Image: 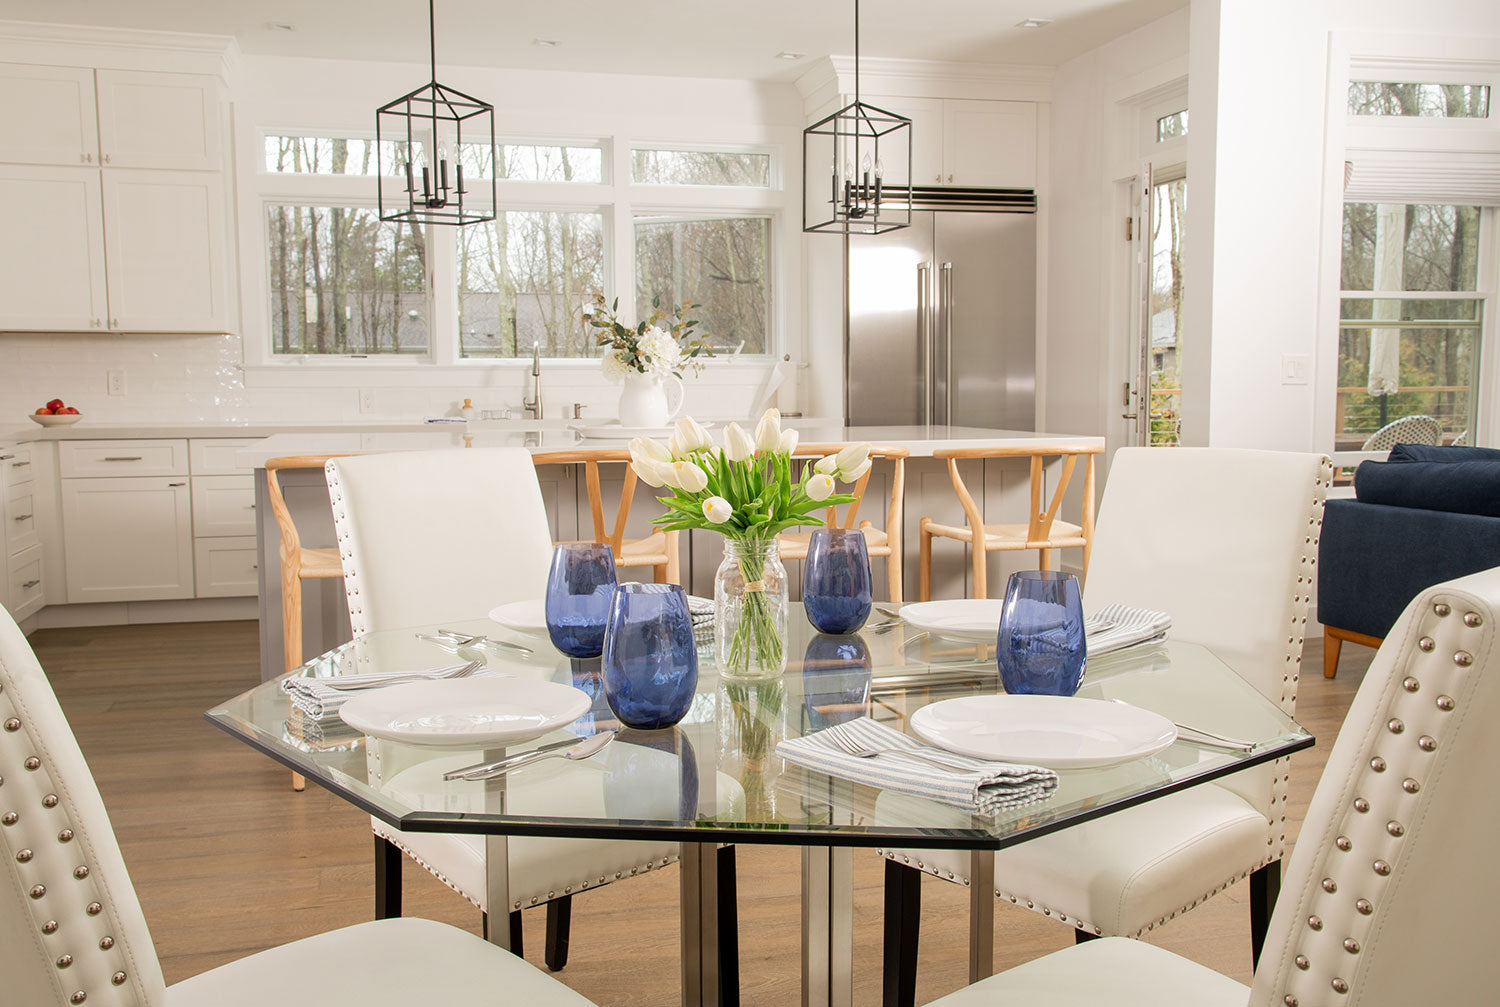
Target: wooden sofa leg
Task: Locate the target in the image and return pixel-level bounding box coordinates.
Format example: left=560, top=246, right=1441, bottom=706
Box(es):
left=1324, top=627, right=1343, bottom=678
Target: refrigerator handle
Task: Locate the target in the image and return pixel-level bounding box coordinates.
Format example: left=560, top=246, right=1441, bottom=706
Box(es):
left=918, top=262, right=933, bottom=425
left=940, top=261, right=954, bottom=426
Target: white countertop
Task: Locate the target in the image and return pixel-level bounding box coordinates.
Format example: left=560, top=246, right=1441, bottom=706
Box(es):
left=0, top=420, right=481, bottom=443
left=235, top=423, right=1102, bottom=469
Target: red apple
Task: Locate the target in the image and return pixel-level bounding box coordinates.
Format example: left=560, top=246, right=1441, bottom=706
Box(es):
left=46, top=398, right=64, bottom=411
left=61, top=407, right=80, bottom=415
left=35, top=407, right=52, bottom=415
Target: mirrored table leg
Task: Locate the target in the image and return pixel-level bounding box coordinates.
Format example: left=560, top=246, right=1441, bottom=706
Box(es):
left=680, top=841, right=721, bottom=1007
left=968, top=849, right=994, bottom=982
left=481, top=747, right=513, bottom=952
left=801, top=845, right=853, bottom=1007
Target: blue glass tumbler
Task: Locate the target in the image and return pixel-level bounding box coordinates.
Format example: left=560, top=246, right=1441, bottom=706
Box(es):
left=801, top=634, right=872, bottom=731
left=996, top=570, right=1087, bottom=696
left=545, top=542, right=618, bottom=658
left=601, top=583, right=699, bottom=730
left=802, top=528, right=873, bottom=634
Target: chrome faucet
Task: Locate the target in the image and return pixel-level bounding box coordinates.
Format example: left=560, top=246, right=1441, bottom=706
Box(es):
left=522, top=342, right=544, bottom=420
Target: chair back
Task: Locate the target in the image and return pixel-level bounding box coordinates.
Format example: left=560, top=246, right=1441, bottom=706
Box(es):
left=1250, top=568, right=1500, bottom=1006
left=0, top=609, right=167, bottom=1007
left=1361, top=414, right=1443, bottom=452
left=325, top=449, right=553, bottom=635
left=932, top=443, right=1101, bottom=553
left=265, top=454, right=355, bottom=561
left=531, top=449, right=637, bottom=556
left=793, top=444, right=909, bottom=535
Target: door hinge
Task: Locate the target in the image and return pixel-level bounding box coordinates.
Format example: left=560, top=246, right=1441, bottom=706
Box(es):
left=1125, top=216, right=1134, bottom=241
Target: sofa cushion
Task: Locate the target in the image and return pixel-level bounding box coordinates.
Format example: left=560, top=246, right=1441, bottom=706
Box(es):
left=1355, top=459, right=1500, bottom=518
left=1389, top=443, right=1500, bottom=464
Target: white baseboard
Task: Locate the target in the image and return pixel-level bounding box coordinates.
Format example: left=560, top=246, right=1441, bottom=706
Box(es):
left=33, top=597, right=258, bottom=629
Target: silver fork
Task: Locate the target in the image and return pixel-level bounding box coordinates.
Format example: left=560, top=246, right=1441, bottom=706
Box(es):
left=820, top=723, right=974, bottom=773
left=319, top=660, right=483, bottom=691
left=423, top=629, right=534, bottom=657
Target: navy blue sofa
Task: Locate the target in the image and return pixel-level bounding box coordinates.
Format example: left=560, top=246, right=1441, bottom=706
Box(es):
left=1318, top=443, right=1500, bottom=676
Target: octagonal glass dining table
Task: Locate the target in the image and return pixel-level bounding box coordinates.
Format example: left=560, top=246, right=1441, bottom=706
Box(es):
left=206, top=604, right=1313, bottom=1007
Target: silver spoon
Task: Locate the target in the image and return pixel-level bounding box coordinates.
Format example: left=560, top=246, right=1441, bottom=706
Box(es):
left=1108, top=699, right=1255, bottom=751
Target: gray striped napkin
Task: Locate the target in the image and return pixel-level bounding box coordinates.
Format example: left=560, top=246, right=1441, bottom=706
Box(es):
left=777, top=717, right=1058, bottom=816
left=281, top=663, right=475, bottom=721
left=1085, top=603, right=1170, bottom=656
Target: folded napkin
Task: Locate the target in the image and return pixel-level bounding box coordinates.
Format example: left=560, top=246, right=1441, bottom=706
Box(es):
left=688, top=594, right=715, bottom=645
left=281, top=663, right=475, bottom=721
left=284, top=706, right=363, bottom=749
left=776, top=717, right=1058, bottom=816
left=1085, top=603, right=1170, bottom=656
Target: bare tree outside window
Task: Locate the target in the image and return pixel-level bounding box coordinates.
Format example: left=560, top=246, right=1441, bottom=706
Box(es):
left=460, top=142, right=605, bottom=183
left=632, top=149, right=771, bottom=187
left=1347, top=82, right=1490, bottom=118
left=635, top=216, right=770, bottom=354
left=264, top=135, right=402, bottom=175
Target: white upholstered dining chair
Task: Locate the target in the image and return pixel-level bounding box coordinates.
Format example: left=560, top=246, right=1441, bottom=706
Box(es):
left=0, top=605, right=593, bottom=1007
left=882, top=447, right=1334, bottom=1004
left=925, top=565, right=1500, bottom=1006
left=324, top=449, right=689, bottom=972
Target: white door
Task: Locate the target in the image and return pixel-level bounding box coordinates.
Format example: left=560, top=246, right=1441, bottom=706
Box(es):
left=95, top=70, right=220, bottom=170
left=0, top=165, right=108, bottom=332
left=942, top=100, right=1037, bottom=188
left=61, top=476, right=194, bottom=603
left=0, top=64, right=99, bottom=166
left=1125, top=163, right=1188, bottom=446
left=101, top=169, right=229, bottom=332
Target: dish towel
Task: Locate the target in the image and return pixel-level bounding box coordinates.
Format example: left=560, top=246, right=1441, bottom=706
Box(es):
left=281, top=663, right=475, bottom=721
left=1085, top=603, right=1171, bottom=656
left=776, top=717, right=1059, bottom=816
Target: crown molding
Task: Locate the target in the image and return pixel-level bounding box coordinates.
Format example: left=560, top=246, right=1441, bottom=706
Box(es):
left=796, top=54, right=1054, bottom=107
left=0, top=20, right=236, bottom=78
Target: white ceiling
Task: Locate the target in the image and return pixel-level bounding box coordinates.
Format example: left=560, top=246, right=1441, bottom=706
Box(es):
left=2, top=0, right=1186, bottom=79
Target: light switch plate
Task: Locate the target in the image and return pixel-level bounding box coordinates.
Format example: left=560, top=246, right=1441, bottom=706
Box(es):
left=107, top=369, right=126, bottom=396
left=358, top=388, right=376, bottom=413
left=1281, top=354, right=1310, bottom=385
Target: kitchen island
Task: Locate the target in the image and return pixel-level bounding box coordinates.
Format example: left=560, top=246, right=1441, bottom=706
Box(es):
left=241, top=422, right=1103, bottom=682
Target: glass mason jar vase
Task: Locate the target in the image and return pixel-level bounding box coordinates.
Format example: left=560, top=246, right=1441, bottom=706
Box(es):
left=713, top=535, right=789, bottom=679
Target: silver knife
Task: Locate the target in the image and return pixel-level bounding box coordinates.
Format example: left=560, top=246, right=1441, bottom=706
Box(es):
left=442, top=734, right=582, bottom=779
left=446, top=730, right=616, bottom=781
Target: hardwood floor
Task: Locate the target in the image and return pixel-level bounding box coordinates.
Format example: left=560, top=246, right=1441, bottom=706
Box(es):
left=34, top=620, right=1373, bottom=1005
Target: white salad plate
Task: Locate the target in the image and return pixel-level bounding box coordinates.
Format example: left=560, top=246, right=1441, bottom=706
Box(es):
left=898, top=599, right=1005, bottom=643
left=489, top=599, right=550, bottom=636
left=339, top=678, right=591, bottom=748
left=910, top=695, right=1178, bottom=769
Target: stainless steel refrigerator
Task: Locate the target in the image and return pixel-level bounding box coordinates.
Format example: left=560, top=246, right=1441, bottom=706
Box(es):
left=845, top=207, right=1036, bottom=429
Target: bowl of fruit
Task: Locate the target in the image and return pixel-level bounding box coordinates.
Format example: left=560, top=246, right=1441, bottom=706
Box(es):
left=31, top=398, right=83, bottom=427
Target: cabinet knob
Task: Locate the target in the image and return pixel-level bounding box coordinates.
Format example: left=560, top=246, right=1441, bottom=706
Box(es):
left=935, top=174, right=942, bottom=182
left=102, top=154, right=111, bottom=164
left=947, top=174, right=954, bottom=183
left=109, top=319, right=119, bottom=329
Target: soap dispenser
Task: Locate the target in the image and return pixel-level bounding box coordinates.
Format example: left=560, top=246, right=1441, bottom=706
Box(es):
left=460, top=397, right=476, bottom=421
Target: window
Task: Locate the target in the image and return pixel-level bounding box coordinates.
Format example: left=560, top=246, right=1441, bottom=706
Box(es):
left=264, top=135, right=401, bottom=175
left=460, top=142, right=606, bottom=183
left=1348, top=82, right=1491, bottom=118
left=1155, top=109, right=1188, bottom=142
left=265, top=205, right=428, bottom=356
left=631, top=148, right=772, bottom=187
left=635, top=215, right=771, bottom=353
left=1336, top=203, right=1484, bottom=448
left=456, top=211, right=607, bottom=358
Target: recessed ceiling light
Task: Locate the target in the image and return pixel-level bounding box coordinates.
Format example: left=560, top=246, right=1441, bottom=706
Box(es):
left=532, top=37, right=561, bottom=47
left=266, top=21, right=297, bottom=32
left=775, top=51, right=807, bottom=61
left=1015, top=17, right=1052, bottom=28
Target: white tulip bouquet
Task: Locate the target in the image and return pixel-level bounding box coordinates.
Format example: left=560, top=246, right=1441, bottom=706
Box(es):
left=629, top=409, right=873, bottom=677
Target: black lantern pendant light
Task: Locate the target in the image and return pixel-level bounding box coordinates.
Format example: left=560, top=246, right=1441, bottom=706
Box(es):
left=376, top=0, right=496, bottom=226
left=802, top=0, right=912, bottom=234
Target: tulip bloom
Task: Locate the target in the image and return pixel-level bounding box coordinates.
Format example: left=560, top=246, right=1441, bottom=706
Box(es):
left=779, top=428, right=799, bottom=455
left=702, top=496, right=733, bottom=524
left=814, top=454, right=838, bottom=475
left=669, top=416, right=713, bottom=457
left=834, top=442, right=870, bottom=475
left=671, top=460, right=709, bottom=493
left=753, top=408, right=783, bottom=453
left=724, top=422, right=756, bottom=462
left=840, top=458, right=872, bottom=482
left=806, top=473, right=836, bottom=502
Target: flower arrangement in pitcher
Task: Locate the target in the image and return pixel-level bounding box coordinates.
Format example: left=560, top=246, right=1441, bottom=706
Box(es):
left=628, top=409, right=873, bottom=678
left=589, top=294, right=714, bottom=382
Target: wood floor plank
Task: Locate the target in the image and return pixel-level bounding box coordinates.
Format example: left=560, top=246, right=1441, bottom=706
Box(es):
left=33, top=619, right=1373, bottom=1005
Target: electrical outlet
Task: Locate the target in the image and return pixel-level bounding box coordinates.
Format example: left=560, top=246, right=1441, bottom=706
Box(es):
left=107, top=369, right=126, bottom=396
left=358, top=388, right=377, bottom=413
left=1280, top=354, right=1310, bottom=386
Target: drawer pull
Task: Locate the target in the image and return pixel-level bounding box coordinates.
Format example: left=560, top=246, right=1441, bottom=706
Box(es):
left=0, top=454, right=13, bottom=460
left=20, top=579, right=40, bottom=590
left=10, top=461, right=29, bottom=468
left=102, top=456, right=144, bottom=462
left=13, top=514, right=31, bottom=522
left=167, top=482, right=187, bottom=487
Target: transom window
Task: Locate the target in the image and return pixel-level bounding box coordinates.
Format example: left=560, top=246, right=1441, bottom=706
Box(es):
left=265, top=135, right=403, bottom=175
left=631, top=147, right=773, bottom=187
left=1348, top=82, right=1491, bottom=118
left=1155, top=109, right=1188, bottom=142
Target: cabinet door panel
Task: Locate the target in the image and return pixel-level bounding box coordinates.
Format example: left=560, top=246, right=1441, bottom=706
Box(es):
left=943, top=100, right=1037, bottom=188
left=95, top=70, right=219, bottom=170
left=0, top=64, right=98, bottom=165
left=8, top=544, right=45, bottom=620
left=863, top=95, right=943, bottom=186
left=6, top=483, right=40, bottom=557
left=101, top=169, right=228, bottom=332
left=61, top=477, right=194, bottom=602
left=194, top=536, right=257, bottom=598
left=0, top=166, right=107, bottom=332
left=191, top=475, right=256, bottom=537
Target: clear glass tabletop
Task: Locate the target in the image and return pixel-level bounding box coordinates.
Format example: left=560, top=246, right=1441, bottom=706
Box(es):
left=206, top=606, right=1312, bottom=850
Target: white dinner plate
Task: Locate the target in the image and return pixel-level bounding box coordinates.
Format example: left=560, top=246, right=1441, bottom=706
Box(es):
left=489, top=599, right=549, bottom=636
left=339, top=678, right=592, bottom=748
left=898, top=599, right=1005, bottom=643
left=910, top=695, right=1178, bottom=769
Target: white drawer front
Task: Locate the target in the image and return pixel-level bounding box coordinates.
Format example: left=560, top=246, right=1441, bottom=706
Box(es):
left=0, top=444, right=36, bottom=486
left=193, top=535, right=257, bottom=598
left=60, top=439, right=188, bottom=478
left=5, top=482, right=39, bottom=556
left=191, top=474, right=255, bottom=537
left=8, top=543, right=44, bottom=619
left=190, top=438, right=264, bottom=476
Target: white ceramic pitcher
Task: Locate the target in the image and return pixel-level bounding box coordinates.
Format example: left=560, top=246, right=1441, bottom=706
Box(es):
left=617, top=371, right=685, bottom=428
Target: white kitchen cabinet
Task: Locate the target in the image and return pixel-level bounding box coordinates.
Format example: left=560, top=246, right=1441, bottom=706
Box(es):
left=865, top=96, right=1036, bottom=188
left=60, top=440, right=188, bottom=479
left=94, top=70, right=220, bottom=171
left=190, top=438, right=263, bottom=476
left=0, top=63, right=99, bottom=166
left=61, top=476, right=194, bottom=603
left=0, top=165, right=108, bottom=331
left=193, top=535, right=257, bottom=598
left=101, top=169, right=229, bottom=332
left=191, top=475, right=256, bottom=538
left=862, top=96, right=944, bottom=188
